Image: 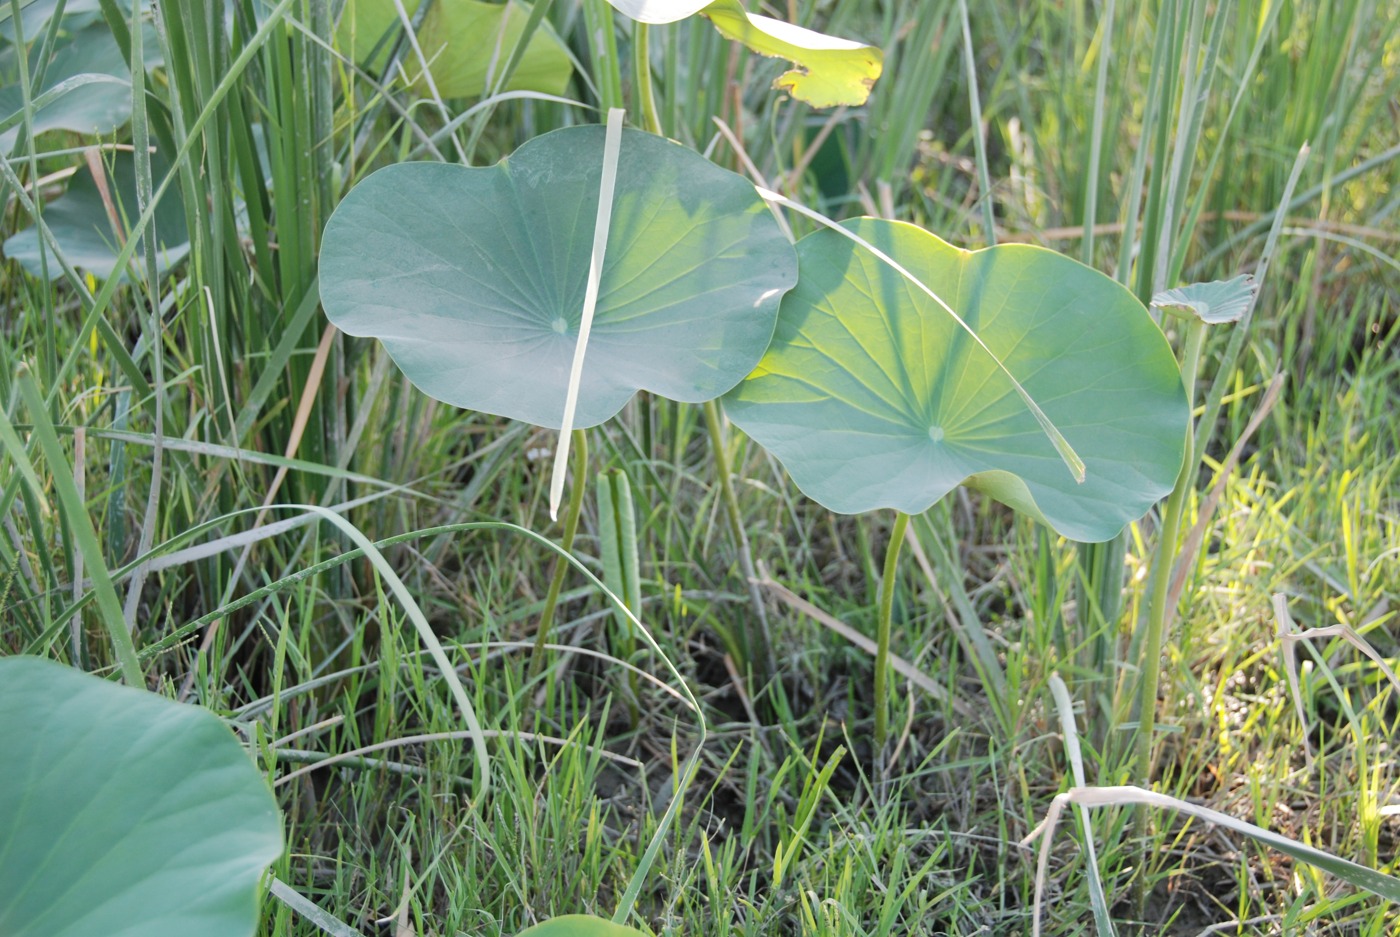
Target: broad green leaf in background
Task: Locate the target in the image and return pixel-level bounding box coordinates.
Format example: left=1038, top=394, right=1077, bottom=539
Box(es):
left=603, top=0, right=882, bottom=107
left=333, top=0, right=414, bottom=71
left=516, top=915, right=649, bottom=937
left=0, top=0, right=105, bottom=42
left=414, top=0, right=570, bottom=96
left=0, top=22, right=132, bottom=150
left=723, top=219, right=1189, bottom=543
left=334, top=0, right=571, bottom=97
left=0, top=656, right=284, bottom=937
left=1151, top=273, right=1257, bottom=324
left=2, top=147, right=190, bottom=280
left=319, top=124, right=797, bottom=429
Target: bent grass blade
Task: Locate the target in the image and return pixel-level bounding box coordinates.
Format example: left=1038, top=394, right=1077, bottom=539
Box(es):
left=1024, top=784, right=1400, bottom=936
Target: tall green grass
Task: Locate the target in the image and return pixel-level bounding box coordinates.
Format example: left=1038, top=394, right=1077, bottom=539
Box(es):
left=2, top=0, right=1398, bottom=933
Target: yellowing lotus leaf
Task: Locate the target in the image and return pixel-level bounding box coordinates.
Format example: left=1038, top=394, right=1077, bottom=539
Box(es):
left=703, top=0, right=883, bottom=108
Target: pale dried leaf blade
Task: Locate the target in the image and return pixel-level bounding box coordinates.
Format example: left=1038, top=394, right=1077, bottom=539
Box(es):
left=756, top=575, right=971, bottom=716
left=549, top=107, right=626, bottom=520
left=1151, top=274, right=1257, bottom=324
left=269, top=878, right=368, bottom=937
left=1273, top=593, right=1314, bottom=762
left=1030, top=782, right=1400, bottom=935
left=1066, top=786, right=1400, bottom=901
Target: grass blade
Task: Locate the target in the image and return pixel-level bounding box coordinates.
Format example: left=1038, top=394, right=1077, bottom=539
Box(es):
left=13, top=363, right=142, bottom=684
left=1028, top=783, right=1400, bottom=934
left=1047, top=674, right=1115, bottom=937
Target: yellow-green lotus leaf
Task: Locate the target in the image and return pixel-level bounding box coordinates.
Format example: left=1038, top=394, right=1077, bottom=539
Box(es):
left=335, top=0, right=571, bottom=97
left=723, top=218, right=1189, bottom=542
left=703, top=0, right=882, bottom=108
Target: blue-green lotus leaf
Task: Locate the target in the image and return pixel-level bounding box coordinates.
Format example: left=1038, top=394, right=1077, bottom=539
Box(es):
left=0, top=22, right=131, bottom=151
left=2, top=147, right=189, bottom=280
left=0, top=656, right=283, bottom=937
left=0, top=0, right=105, bottom=42
left=723, top=219, right=1189, bottom=542
left=319, top=125, right=797, bottom=429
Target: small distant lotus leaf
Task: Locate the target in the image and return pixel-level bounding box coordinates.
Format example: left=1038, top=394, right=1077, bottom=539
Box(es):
left=516, top=916, right=649, bottom=937
left=0, top=656, right=284, bottom=937
left=723, top=219, right=1189, bottom=542
left=0, top=22, right=131, bottom=151
left=1151, top=274, right=1256, bottom=324
left=319, top=125, right=797, bottom=429
left=703, top=0, right=883, bottom=108
left=2, top=148, right=190, bottom=281
left=334, top=0, right=571, bottom=97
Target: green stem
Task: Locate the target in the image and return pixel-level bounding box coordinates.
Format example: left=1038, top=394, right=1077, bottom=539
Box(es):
left=583, top=0, right=624, bottom=113
left=874, top=512, right=910, bottom=751
left=703, top=400, right=775, bottom=688
left=1132, top=319, right=1206, bottom=826
left=645, top=1, right=775, bottom=694
left=531, top=429, right=588, bottom=678
left=632, top=22, right=662, bottom=136
left=1076, top=532, right=1125, bottom=740
left=956, top=0, right=997, bottom=242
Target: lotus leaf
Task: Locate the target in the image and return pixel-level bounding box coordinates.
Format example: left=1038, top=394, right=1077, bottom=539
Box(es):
left=517, top=916, right=648, bottom=937
left=0, top=22, right=132, bottom=151
left=723, top=218, right=1189, bottom=542
left=1152, top=274, right=1257, bottom=324
left=703, top=0, right=883, bottom=108
left=319, top=124, right=797, bottom=429
left=2, top=148, right=189, bottom=280
left=0, top=656, right=284, bottom=937
left=603, top=0, right=882, bottom=107
left=0, top=0, right=105, bottom=44
left=335, top=0, right=571, bottom=97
